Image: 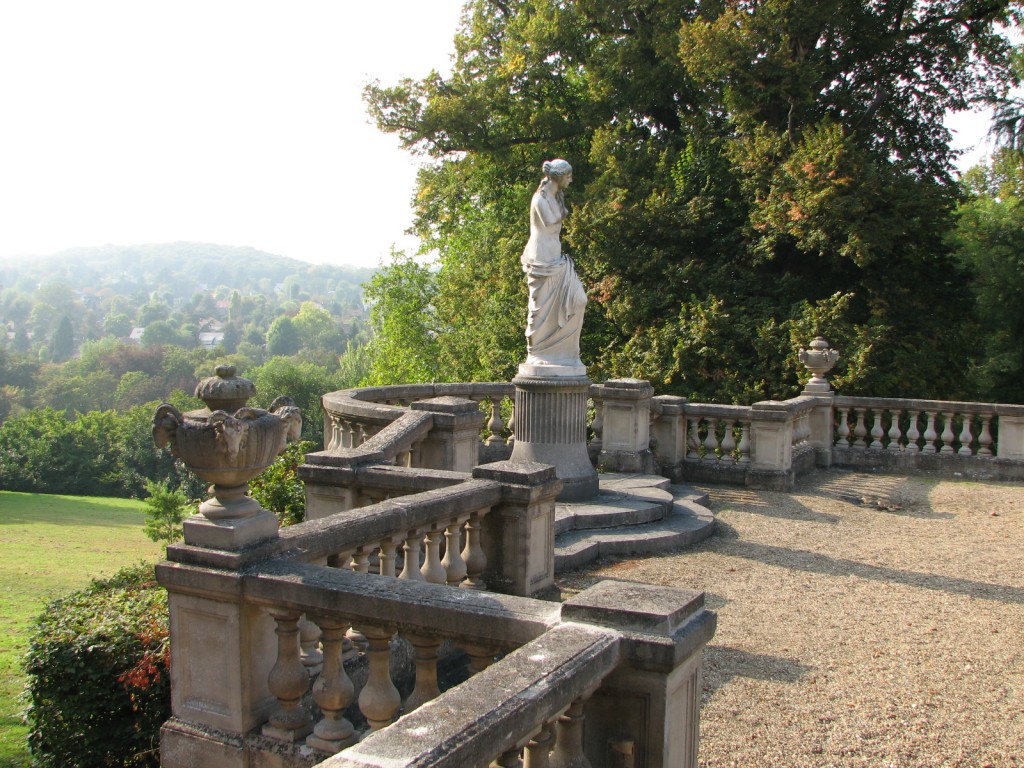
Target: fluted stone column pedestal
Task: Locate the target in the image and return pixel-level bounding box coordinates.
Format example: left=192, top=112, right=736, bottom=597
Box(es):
left=510, top=372, right=598, bottom=501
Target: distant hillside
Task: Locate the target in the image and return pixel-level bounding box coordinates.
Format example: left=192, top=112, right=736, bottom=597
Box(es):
left=0, top=242, right=376, bottom=304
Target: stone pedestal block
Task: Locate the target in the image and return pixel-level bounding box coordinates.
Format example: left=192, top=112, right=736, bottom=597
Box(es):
left=509, top=373, right=598, bottom=501
left=411, top=396, right=485, bottom=473
left=563, top=580, right=717, bottom=768
left=598, top=378, right=656, bottom=473
left=801, top=390, right=835, bottom=468
left=473, top=460, right=562, bottom=597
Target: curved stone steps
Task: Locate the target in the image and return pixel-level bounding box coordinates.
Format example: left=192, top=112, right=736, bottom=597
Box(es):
left=553, top=475, right=715, bottom=572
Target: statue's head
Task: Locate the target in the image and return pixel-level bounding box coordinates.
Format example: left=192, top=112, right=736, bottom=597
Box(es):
left=543, top=158, right=573, bottom=178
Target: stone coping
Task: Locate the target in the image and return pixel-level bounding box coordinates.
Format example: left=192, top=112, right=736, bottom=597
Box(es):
left=319, top=623, right=620, bottom=768
left=834, top=395, right=1024, bottom=416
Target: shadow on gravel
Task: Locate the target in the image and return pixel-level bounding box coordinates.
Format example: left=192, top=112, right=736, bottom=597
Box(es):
left=797, top=471, right=953, bottom=519
left=700, top=487, right=841, bottom=525
left=702, top=645, right=813, bottom=698
left=717, top=540, right=1024, bottom=605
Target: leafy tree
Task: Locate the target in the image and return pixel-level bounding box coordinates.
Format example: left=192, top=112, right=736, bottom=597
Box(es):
left=266, top=315, right=301, bottom=356
left=249, top=440, right=315, bottom=526
left=293, top=301, right=336, bottom=350
left=136, top=300, right=171, bottom=327
left=104, top=312, right=134, bottom=338
left=365, top=0, right=1018, bottom=401
left=142, top=479, right=190, bottom=546
left=362, top=253, right=442, bottom=384
left=51, top=316, right=74, bottom=363
left=141, top=320, right=189, bottom=348
left=247, top=357, right=339, bottom=446
left=950, top=149, right=1024, bottom=402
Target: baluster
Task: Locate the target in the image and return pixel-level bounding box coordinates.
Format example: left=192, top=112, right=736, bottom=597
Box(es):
left=395, top=449, right=411, bottom=467
left=978, top=414, right=994, bottom=457
left=549, top=697, right=592, bottom=768
left=306, top=617, right=357, bottom=753
left=737, top=422, right=751, bottom=465
left=957, top=414, right=974, bottom=456
left=940, top=412, right=955, bottom=454
left=492, top=749, right=524, bottom=768
left=421, top=526, right=448, bottom=584
left=507, top=405, right=516, bottom=445
left=461, top=511, right=488, bottom=590
left=338, top=419, right=351, bottom=449
left=298, top=615, right=323, bottom=673
left=703, top=419, right=719, bottom=462
left=378, top=537, right=399, bottom=578
left=886, top=409, right=902, bottom=451
left=853, top=409, right=868, bottom=449
left=686, top=417, right=701, bottom=460
left=442, top=518, right=468, bottom=586
left=905, top=411, right=921, bottom=453
left=329, top=415, right=341, bottom=450
left=347, top=548, right=373, bottom=650
left=720, top=419, right=736, bottom=464
left=356, top=423, right=368, bottom=447
left=263, top=610, right=312, bottom=740
left=464, top=642, right=496, bottom=674
left=358, top=625, right=400, bottom=732
left=403, top=633, right=441, bottom=712
left=922, top=411, right=938, bottom=454
left=352, top=547, right=372, bottom=574
left=525, top=722, right=555, bottom=768
left=399, top=530, right=425, bottom=581
left=836, top=407, right=850, bottom=446
left=327, top=552, right=352, bottom=569
left=486, top=397, right=505, bottom=446
left=868, top=411, right=884, bottom=450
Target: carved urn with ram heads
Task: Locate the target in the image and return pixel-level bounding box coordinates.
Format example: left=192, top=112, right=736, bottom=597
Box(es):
left=153, top=365, right=300, bottom=545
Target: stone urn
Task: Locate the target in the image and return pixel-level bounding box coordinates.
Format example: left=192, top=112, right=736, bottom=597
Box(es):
left=798, top=337, right=840, bottom=393
left=153, top=365, right=301, bottom=548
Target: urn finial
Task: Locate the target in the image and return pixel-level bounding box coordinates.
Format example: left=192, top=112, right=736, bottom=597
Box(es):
left=798, top=336, right=840, bottom=393
left=195, top=364, right=257, bottom=414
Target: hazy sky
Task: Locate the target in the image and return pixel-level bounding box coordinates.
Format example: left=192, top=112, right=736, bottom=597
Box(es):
left=0, top=1, right=998, bottom=270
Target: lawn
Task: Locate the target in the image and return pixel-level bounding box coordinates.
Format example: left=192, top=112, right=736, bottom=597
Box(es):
left=0, top=491, right=164, bottom=768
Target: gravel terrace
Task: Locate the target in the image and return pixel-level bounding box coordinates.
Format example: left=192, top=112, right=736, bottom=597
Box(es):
left=556, top=470, right=1024, bottom=768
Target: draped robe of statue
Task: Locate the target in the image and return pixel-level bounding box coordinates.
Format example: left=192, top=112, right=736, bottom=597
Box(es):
left=521, top=186, right=587, bottom=369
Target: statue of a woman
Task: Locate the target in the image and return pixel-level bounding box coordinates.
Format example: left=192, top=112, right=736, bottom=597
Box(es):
left=520, top=159, right=587, bottom=371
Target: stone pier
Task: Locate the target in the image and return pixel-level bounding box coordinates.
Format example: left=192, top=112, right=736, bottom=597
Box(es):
left=510, top=371, right=599, bottom=501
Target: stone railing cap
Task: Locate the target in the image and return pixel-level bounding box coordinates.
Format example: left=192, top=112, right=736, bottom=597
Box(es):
left=302, top=448, right=387, bottom=467
left=603, top=378, right=654, bottom=390
left=410, top=396, right=482, bottom=415
left=561, top=580, right=705, bottom=636
left=473, top=460, right=558, bottom=485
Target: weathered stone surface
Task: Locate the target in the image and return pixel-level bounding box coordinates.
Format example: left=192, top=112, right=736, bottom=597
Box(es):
left=318, top=624, right=620, bottom=768
left=510, top=374, right=598, bottom=501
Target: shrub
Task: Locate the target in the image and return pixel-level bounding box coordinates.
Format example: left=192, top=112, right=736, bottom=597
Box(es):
left=25, top=565, right=169, bottom=768
left=249, top=439, right=315, bottom=526
left=142, top=479, right=190, bottom=547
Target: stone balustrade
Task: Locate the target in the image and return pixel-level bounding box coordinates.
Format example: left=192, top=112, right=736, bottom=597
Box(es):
left=157, top=463, right=716, bottom=768
left=320, top=381, right=1024, bottom=492
left=322, top=384, right=516, bottom=470
left=832, top=396, right=1024, bottom=479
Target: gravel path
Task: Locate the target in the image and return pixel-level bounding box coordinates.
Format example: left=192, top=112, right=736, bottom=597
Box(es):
left=556, top=470, right=1024, bottom=768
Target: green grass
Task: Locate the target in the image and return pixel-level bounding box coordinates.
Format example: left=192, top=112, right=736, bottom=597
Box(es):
left=0, top=491, right=164, bottom=768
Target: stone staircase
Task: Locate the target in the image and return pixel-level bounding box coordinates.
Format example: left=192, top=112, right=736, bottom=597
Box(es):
left=553, top=473, right=715, bottom=572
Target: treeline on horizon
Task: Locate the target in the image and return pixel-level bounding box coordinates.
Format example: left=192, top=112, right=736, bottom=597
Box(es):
left=0, top=243, right=378, bottom=498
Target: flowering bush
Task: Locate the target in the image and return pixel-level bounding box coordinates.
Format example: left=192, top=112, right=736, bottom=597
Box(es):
left=25, top=565, right=169, bottom=767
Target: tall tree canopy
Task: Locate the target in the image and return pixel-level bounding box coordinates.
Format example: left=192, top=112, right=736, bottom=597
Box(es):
left=367, top=0, right=1020, bottom=402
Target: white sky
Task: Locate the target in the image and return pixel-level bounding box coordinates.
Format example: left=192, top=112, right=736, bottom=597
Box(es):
left=0, top=1, right=1000, bottom=270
